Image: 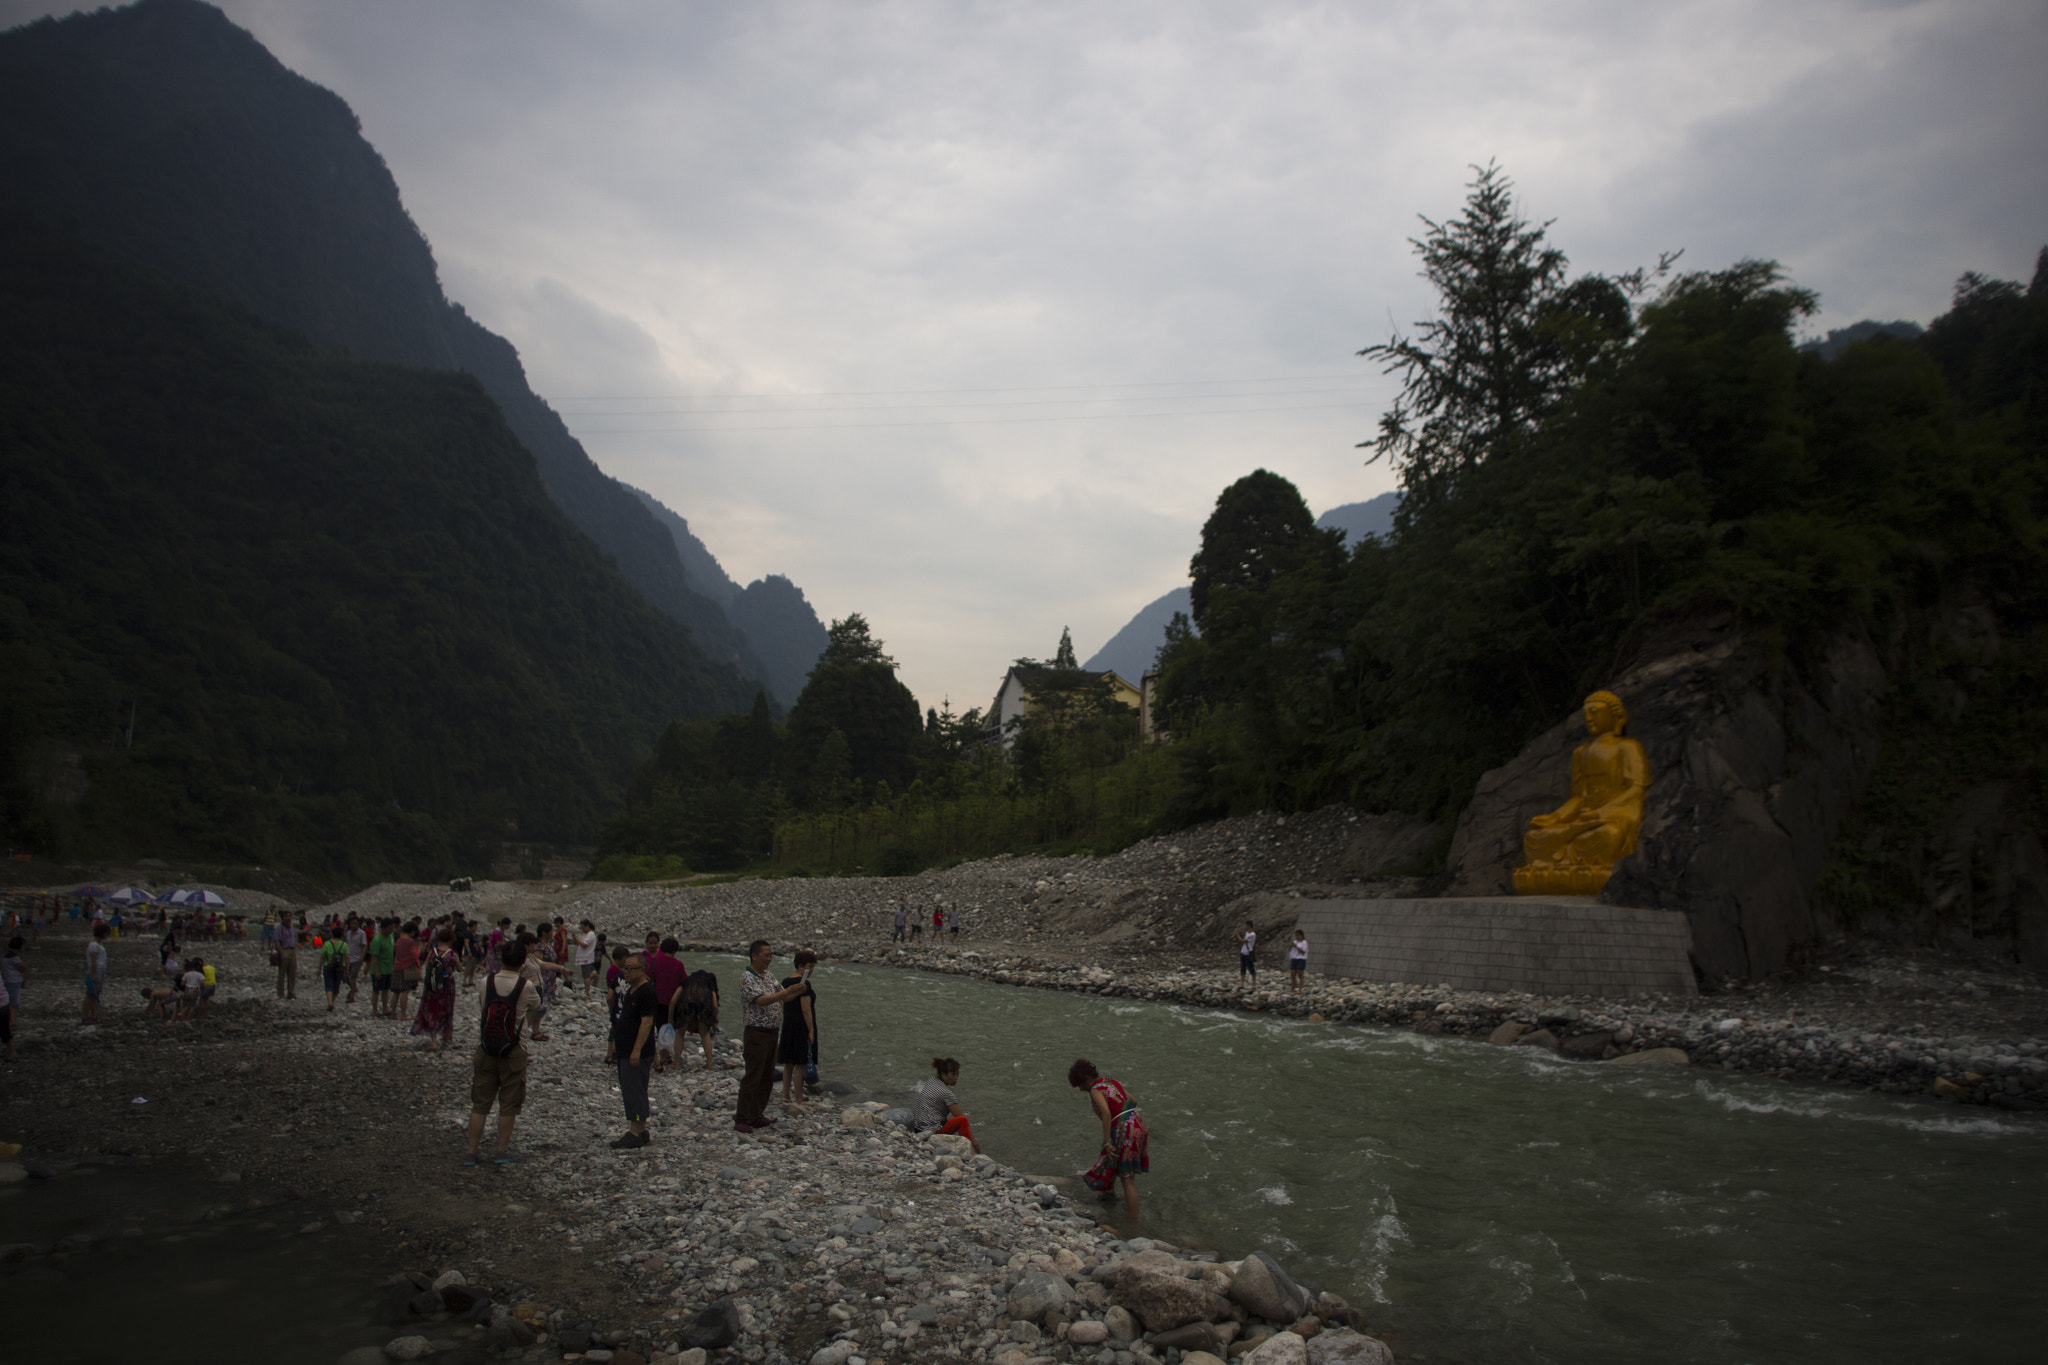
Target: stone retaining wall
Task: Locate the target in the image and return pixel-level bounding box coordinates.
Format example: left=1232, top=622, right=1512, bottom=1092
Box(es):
left=1294, top=896, right=1697, bottom=997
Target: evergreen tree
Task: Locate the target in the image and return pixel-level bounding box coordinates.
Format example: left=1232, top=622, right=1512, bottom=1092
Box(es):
left=784, top=615, right=921, bottom=806
left=1358, top=162, right=1632, bottom=504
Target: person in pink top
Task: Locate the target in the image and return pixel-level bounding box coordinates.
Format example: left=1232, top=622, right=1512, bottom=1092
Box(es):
left=646, top=936, right=689, bottom=1069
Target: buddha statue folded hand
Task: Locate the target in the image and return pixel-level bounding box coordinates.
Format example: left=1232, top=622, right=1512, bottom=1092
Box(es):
left=1514, top=690, right=1650, bottom=896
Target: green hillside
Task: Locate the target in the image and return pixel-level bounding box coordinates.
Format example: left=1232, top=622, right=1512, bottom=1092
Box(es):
left=0, top=0, right=808, bottom=701
left=0, top=229, right=759, bottom=885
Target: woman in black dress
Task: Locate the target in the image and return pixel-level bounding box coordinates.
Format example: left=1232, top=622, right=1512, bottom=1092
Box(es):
left=778, top=949, right=819, bottom=1110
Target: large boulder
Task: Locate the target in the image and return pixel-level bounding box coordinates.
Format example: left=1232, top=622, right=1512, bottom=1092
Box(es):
left=1243, top=1331, right=1308, bottom=1365
left=1443, top=617, right=1887, bottom=980
left=1066, top=1321, right=1109, bottom=1347
left=1150, top=1322, right=1224, bottom=1354
left=678, top=1298, right=741, bottom=1351
left=1104, top=1248, right=1178, bottom=1285
left=1307, top=1329, right=1395, bottom=1365
left=1007, top=1270, right=1072, bottom=1323
left=1227, top=1251, right=1312, bottom=1325
left=1112, top=1269, right=1229, bottom=1332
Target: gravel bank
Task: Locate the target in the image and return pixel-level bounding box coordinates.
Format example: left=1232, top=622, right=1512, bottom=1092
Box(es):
left=0, top=922, right=1393, bottom=1365
left=531, top=806, right=2048, bottom=1112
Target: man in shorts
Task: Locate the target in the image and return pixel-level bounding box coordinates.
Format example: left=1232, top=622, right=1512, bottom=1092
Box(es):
left=467, top=939, right=531, bottom=1165
left=369, top=919, right=396, bottom=1017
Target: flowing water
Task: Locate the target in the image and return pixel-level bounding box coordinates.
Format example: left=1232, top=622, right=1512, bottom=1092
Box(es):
left=775, top=956, right=2045, bottom=1365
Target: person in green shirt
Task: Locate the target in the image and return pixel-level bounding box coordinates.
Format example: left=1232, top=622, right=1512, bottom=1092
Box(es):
left=369, top=921, right=397, bottom=1018
left=320, top=934, right=348, bottom=1011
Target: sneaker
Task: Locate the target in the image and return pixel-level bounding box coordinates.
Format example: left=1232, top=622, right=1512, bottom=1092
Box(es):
left=608, top=1132, right=648, bottom=1149
left=755, top=1116, right=779, bottom=1129
left=733, top=1122, right=755, bottom=1134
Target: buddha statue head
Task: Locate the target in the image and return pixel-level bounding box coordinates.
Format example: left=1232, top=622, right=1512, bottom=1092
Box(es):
left=1582, top=690, right=1626, bottom=737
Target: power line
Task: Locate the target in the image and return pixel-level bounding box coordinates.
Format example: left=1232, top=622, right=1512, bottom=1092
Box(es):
left=556, top=384, right=1374, bottom=417
left=551, top=372, right=1373, bottom=402
left=571, top=399, right=1379, bottom=436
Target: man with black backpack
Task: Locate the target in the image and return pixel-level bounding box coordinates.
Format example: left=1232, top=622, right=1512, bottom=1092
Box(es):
left=465, top=939, right=532, bottom=1166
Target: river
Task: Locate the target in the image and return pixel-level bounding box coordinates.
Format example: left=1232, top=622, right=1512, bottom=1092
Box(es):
left=778, top=955, right=2045, bottom=1364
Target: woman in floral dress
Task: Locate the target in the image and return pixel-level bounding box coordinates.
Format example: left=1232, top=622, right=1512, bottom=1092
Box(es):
left=1069, top=1058, right=1149, bottom=1220
left=410, top=928, right=460, bottom=1051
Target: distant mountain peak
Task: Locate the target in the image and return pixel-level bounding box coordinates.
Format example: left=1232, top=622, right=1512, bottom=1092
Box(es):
left=1080, top=493, right=1398, bottom=680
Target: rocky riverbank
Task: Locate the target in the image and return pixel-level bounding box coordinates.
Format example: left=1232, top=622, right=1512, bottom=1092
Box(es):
left=0, top=924, right=1398, bottom=1365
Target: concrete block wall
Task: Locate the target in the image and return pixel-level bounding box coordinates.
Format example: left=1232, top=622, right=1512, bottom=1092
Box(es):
left=1293, top=896, right=1697, bottom=997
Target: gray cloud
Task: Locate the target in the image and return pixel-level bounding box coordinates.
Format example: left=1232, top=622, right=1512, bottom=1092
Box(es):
left=6, top=0, right=2040, bottom=711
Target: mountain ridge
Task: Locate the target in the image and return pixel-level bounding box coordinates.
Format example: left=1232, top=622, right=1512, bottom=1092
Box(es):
left=0, top=225, right=758, bottom=880
left=0, top=0, right=821, bottom=701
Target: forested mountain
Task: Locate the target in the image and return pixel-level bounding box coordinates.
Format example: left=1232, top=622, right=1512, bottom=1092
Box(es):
left=0, top=0, right=813, bottom=695
left=627, top=485, right=828, bottom=709
left=728, top=575, right=833, bottom=713
left=0, top=229, right=762, bottom=883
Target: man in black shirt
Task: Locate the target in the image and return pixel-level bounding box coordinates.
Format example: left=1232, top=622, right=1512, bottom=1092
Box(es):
left=607, top=954, right=659, bottom=1149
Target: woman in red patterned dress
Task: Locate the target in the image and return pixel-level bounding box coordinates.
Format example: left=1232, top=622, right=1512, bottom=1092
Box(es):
left=410, top=928, right=460, bottom=1051
left=1069, top=1058, right=1148, bottom=1220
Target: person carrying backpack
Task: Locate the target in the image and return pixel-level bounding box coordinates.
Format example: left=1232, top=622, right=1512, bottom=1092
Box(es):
left=465, top=940, right=532, bottom=1166
left=412, top=927, right=460, bottom=1052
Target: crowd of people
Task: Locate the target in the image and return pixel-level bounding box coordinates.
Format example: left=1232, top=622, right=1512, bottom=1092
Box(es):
left=2, top=891, right=250, bottom=942
left=2, top=885, right=1156, bottom=1221
left=464, top=930, right=758, bottom=1160
left=889, top=898, right=965, bottom=943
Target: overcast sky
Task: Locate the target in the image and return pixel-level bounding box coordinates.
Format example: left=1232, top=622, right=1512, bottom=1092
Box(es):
left=10, top=0, right=2043, bottom=714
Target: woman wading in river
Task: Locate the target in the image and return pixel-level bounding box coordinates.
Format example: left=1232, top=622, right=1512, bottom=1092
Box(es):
left=1070, top=1058, right=1148, bottom=1220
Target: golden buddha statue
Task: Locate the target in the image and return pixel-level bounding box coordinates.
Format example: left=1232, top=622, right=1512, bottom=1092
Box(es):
left=1513, top=690, right=1650, bottom=895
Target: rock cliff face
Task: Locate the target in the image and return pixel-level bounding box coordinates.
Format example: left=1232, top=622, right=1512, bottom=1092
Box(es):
left=1445, top=616, right=1888, bottom=981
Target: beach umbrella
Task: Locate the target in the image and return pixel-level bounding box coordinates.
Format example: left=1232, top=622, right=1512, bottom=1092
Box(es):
left=172, top=889, right=228, bottom=908
left=107, top=886, right=153, bottom=905
left=76, top=885, right=105, bottom=897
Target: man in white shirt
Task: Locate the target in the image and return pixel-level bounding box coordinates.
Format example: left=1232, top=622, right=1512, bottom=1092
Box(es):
left=575, top=920, right=598, bottom=988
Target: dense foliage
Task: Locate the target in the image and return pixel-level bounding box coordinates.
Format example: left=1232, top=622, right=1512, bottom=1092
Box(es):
left=0, top=230, right=762, bottom=884
left=1154, top=169, right=2046, bottom=831
left=598, top=626, right=1149, bottom=876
